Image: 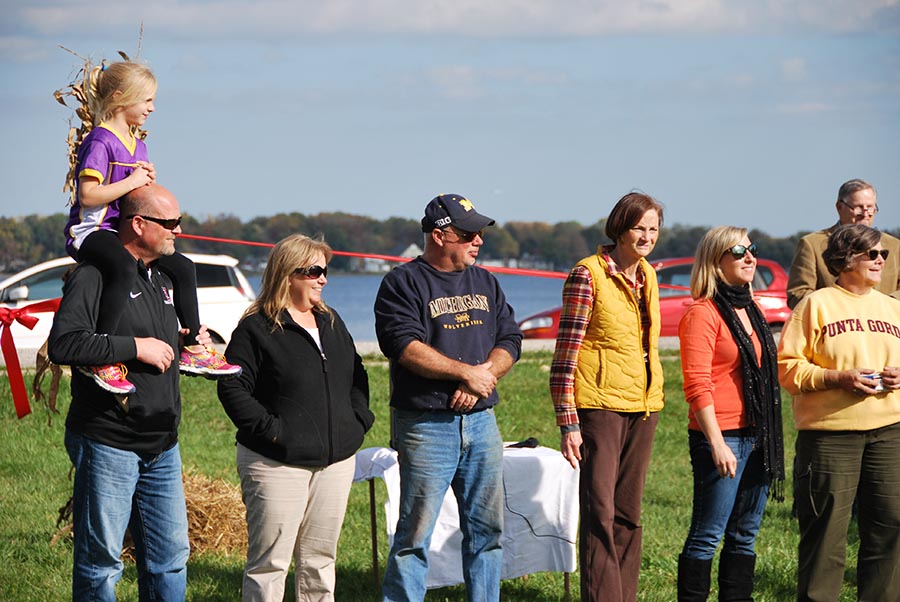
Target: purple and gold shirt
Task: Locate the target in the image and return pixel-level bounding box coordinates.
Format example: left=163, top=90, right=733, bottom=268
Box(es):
left=64, top=124, right=149, bottom=258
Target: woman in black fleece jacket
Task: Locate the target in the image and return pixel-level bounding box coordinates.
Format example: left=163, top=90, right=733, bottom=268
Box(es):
left=218, top=234, right=374, bottom=601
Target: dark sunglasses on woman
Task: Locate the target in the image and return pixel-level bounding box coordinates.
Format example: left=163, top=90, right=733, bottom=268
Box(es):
left=858, top=249, right=889, bottom=261
left=294, top=265, right=328, bottom=278
left=726, top=243, right=758, bottom=259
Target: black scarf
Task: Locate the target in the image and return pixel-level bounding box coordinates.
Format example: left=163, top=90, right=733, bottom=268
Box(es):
left=713, top=283, right=785, bottom=501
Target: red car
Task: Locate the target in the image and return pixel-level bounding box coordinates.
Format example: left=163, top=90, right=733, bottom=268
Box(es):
left=518, top=257, right=792, bottom=339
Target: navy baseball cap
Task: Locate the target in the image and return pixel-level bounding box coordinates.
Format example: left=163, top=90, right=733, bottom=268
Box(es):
left=421, top=194, right=495, bottom=233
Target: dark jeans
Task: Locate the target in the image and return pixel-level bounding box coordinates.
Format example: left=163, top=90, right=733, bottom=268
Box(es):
left=681, top=429, right=770, bottom=560
left=577, top=409, right=658, bottom=602
left=795, top=421, right=900, bottom=602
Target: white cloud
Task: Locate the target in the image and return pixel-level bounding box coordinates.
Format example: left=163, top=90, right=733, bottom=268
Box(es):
left=780, top=57, right=808, bottom=82
left=419, top=64, right=569, bottom=101
left=425, top=64, right=484, bottom=100
left=774, top=101, right=833, bottom=113
left=11, top=0, right=900, bottom=40
left=0, top=36, right=56, bottom=62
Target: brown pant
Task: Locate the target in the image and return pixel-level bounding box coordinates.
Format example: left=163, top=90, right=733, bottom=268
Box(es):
left=577, top=409, right=659, bottom=602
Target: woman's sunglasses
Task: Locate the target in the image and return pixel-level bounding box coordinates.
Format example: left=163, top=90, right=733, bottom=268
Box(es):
left=857, top=249, right=890, bottom=261
left=725, top=243, right=758, bottom=259
left=293, top=265, right=328, bottom=279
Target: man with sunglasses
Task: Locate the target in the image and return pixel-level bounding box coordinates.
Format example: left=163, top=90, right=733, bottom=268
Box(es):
left=49, top=183, right=209, bottom=601
left=787, top=178, right=900, bottom=308
left=375, top=193, right=523, bottom=602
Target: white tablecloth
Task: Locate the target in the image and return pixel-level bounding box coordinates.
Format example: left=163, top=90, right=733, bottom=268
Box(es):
left=354, top=445, right=579, bottom=589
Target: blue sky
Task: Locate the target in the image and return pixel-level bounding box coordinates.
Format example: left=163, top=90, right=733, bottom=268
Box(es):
left=1, top=1, right=898, bottom=238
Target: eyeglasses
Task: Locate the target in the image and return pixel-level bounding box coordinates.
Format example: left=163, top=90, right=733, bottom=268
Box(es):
left=839, top=199, right=879, bottom=217
left=856, top=249, right=889, bottom=261
left=127, top=215, right=183, bottom=230
left=441, top=228, right=483, bottom=243
left=725, top=243, right=758, bottom=259
left=293, top=265, right=328, bottom=279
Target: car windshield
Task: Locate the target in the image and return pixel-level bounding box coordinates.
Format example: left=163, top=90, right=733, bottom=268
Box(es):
left=195, top=263, right=236, bottom=288
left=0, top=265, right=70, bottom=302
left=656, top=264, right=692, bottom=298
left=656, top=261, right=771, bottom=297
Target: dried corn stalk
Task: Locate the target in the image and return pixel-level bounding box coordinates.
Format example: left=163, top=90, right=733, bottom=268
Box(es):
left=32, top=338, right=63, bottom=425
left=54, top=35, right=148, bottom=206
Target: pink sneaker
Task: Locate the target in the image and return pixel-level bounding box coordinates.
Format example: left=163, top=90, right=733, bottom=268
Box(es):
left=78, top=363, right=136, bottom=395
left=179, top=347, right=242, bottom=380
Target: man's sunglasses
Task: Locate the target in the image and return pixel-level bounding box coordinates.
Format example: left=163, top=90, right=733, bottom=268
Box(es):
left=442, top=228, right=483, bottom=243
left=857, top=249, right=890, bottom=261
left=725, top=243, right=758, bottom=259
left=293, top=265, right=328, bottom=279
left=127, top=215, right=183, bottom=230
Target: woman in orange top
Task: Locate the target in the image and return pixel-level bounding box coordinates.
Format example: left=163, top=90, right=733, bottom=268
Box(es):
left=676, top=226, right=785, bottom=601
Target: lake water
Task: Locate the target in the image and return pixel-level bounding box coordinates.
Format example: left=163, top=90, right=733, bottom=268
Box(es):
left=248, top=272, right=564, bottom=343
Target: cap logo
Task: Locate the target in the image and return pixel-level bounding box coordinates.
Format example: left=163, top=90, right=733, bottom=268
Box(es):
left=435, top=216, right=452, bottom=227
left=458, top=198, right=474, bottom=212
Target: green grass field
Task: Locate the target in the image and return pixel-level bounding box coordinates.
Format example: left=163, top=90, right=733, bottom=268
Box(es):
left=0, top=352, right=861, bottom=601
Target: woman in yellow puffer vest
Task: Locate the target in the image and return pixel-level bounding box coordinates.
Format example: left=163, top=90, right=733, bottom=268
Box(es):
left=550, top=192, right=665, bottom=602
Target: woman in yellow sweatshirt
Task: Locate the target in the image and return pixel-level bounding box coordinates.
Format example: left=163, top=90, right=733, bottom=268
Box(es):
left=778, top=224, right=900, bottom=602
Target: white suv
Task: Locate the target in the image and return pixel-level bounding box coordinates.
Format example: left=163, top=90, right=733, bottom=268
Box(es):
left=0, top=253, right=255, bottom=350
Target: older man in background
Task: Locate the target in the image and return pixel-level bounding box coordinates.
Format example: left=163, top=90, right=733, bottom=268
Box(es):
left=787, top=178, right=900, bottom=308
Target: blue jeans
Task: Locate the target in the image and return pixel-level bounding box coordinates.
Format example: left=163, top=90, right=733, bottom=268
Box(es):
left=382, top=408, right=504, bottom=602
left=65, top=430, right=190, bottom=601
left=681, top=429, right=770, bottom=560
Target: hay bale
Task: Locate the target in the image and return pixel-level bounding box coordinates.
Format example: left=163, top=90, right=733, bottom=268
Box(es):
left=183, top=471, right=247, bottom=557
left=53, top=470, right=248, bottom=559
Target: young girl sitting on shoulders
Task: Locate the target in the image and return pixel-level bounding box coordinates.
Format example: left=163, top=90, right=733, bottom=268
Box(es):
left=63, top=59, right=240, bottom=394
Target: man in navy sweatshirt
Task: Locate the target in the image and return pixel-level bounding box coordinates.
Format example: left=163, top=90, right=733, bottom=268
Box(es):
left=375, top=193, right=523, bottom=602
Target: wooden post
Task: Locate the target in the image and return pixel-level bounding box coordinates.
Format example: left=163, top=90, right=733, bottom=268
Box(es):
left=369, top=479, right=380, bottom=589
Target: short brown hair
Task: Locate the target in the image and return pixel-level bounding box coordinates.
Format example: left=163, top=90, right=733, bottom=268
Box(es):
left=604, top=192, right=664, bottom=243
left=822, top=224, right=882, bottom=277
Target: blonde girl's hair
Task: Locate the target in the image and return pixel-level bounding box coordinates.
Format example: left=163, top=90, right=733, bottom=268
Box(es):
left=86, top=61, right=157, bottom=124
left=244, top=234, right=334, bottom=331
left=690, top=226, right=749, bottom=300
left=55, top=56, right=156, bottom=205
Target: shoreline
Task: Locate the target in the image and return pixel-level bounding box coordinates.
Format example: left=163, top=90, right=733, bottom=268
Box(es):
left=2, top=337, right=683, bottom=370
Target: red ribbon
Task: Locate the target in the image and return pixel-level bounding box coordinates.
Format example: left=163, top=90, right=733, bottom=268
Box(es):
left=0, top=298, right=61, bottom=419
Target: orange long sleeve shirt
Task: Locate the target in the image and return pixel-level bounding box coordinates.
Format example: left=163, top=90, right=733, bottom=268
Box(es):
left=679, top=299, right=761, bottom=431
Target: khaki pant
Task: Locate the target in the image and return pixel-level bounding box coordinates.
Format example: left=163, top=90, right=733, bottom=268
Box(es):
left=795, top=421, right=900, bottom=602
left=237, top=444, right=356, bottom=602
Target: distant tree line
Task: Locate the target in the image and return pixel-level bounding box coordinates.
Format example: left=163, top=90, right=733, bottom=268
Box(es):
left=2, top=212, right=897, bottom=274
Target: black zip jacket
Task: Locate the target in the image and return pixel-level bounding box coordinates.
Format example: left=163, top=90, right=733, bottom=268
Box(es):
left=48, top=261, right=181, bottom=454
left=217, top=308, right=373, bottom=467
